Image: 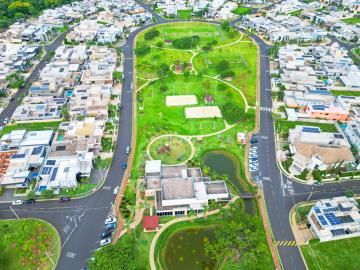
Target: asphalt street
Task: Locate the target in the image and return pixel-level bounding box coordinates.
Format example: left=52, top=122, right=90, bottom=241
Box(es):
left=1, top=6, right=360, bottom=270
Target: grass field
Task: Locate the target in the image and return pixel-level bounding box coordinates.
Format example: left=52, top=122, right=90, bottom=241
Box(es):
left=341, top=17, right=360, bottom=25
left=0, top=120, right=61, bottom=136
left=149, top=136, right=192, bottom=164
left=331, top=90, right=360, bottom=96
left=178, top=9, right=192, bottom=20
left=301, top=237, right=360, bottom=270
left=0, top=219, right=60, bottom=270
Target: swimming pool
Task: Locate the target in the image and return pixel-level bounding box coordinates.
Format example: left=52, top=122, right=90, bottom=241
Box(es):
left=38, top=185, right=47, bottom=192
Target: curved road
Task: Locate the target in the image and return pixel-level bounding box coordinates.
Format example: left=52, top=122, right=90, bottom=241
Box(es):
left=1, top=6, right=360, bottom=270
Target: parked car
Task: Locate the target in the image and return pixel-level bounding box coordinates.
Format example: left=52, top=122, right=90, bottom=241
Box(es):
left=100, top=230, right=112, bottom=239
left=104, top=217, right=116, bottom=225
left=313, top=182, right=323, bottom=187
left=106, top=222, right=117, bottom=230
left=12, top=200, right=23, bottom=205
left=250, top=138, right=258, bottom=144
left=250, top=167, right=258, bottom=172
left=3, top=118, right=9, bottom=124
left=125, top=146, right=130, bottom=154
left=122, top=162, right=127, bottom=170
left=100, top=238, right=111, bottom=246
left=24, top=199, right=36, bottom=204
left=113, top=186, right=119, bottom=195
left=59, top=196, right=71, bottom=202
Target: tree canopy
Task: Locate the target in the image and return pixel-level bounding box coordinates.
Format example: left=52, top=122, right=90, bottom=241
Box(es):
left=172, top=35, right=200, bottom=49
left=144, top=29, right=160, bottom=40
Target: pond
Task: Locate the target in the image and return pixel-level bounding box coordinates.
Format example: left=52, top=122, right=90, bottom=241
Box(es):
left=203, top=150, right=255, bottom=214
left=162, top=226, right=216, bottom=270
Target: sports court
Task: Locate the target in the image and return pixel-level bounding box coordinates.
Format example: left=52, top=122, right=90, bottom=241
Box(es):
left=166, top=95, right=198, bottom=106
left=185, top=106, right=222, bottom=119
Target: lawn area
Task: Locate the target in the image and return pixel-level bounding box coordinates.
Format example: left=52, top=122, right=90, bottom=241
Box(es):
left=59, top=183, right=97, bottom=197
left=294, top=204, right=313, bottom=225
left=0, top=120, right=61, bottom=136
left=149, top=136, right=192, bottom=164
left=101, top=137, right=114, bottom=152
left=0, top=219, right=60, bottom=270
left=288, top=9, right=303, bottom=17
left=275, top=119, right=338, bottom=134
left=193, top=41, right=258, bottom=105
left=178, top=9, right=192, bottom=20
left=331, top=90, right=360, bottom=96
left=341, top=17, right=360, bottom=25
left=301, top=237, right=360, bottom=270
left=232, top=6, right=252, bottom=16
left=137, top=22, right=241, bottom=48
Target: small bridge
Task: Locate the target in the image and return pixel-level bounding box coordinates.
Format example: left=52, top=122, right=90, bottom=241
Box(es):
left=239, top=193, right=256, bottom=199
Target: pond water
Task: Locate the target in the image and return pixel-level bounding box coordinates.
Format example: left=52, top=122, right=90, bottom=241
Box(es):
left=163, top=226, right=216, bottom=270
left=203, top=150, right=255, bottom=214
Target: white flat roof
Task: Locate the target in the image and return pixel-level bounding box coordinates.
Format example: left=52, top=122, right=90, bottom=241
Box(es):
left=145, top=160, right=161, bottom=174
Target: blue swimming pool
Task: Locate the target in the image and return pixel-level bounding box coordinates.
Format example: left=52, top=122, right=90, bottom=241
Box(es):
left=38, top=185, right=47, bottom=192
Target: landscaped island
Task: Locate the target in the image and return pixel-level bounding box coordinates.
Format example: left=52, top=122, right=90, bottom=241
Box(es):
left=0, top=219, right=60, bottom=270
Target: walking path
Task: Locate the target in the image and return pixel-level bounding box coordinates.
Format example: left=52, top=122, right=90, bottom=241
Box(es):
left=149, top=196, right=239, bottom=270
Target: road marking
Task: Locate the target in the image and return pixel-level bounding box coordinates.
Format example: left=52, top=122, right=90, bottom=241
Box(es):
left=10, top=206, right=20, bottom=219
left=66, top=252, right=76, bottom=259
left=62, top=225, right=70, bottom=233
left=102, top=186, right=112, bottom=191
left=266, top=88, right=271, bottom=91
left=260, top=107, right=272, bottom=112
left=275, top=240, right=297, bottom=246
left=261, top=136, right=268, bottom=139
left=263, top=177, right=271, bottom=181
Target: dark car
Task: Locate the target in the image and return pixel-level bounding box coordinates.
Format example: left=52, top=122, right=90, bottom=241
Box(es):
left=24, top=199, right=36, bottom=204
left=106, top=222, right=117, bottom=230
left=250, top=138, right=259, bottom=144
left=100, top=230, right=112, bottom=239
left=122, top=162, right=127, bottom=170
left=59, top=196, right=71, bottom=202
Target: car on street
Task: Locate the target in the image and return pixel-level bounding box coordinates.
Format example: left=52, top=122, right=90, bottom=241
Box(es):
left=113, top=186, right=119, bottom=195
left=313, top=182, right=324, bottom=187
left=24, top=199, right=36, bottom=204
left=122, top=162, right=127, bottom=169
left=106, top=222, right=117, bottom=230
left=3, top=118, right=9, bottom=124
left=250, top=138, right=258, bottom=144
left=59, top=196, right=71, bottom=202
left=12, top=200, right=23, bottom=205
left=100, top=230, right=112, bottom=239
left=125, top=146, right=130, bottom=154
left=104, top=217, right=116, bottom=225
left=250, top=167, right=258, bottom=172
left=100, top=238, right=111, bottom=246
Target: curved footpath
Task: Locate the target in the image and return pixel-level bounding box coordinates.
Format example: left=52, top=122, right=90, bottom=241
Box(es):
left=0, top=10, right=360, bottom=270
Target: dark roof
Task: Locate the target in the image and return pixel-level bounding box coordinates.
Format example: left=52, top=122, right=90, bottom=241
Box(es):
left=143, top=216, right=159, bottom=229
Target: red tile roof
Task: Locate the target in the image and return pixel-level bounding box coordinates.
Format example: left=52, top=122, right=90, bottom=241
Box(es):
left=143, top=216, right=159, bottom=230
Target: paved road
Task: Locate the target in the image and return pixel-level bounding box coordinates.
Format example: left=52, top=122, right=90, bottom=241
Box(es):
left=1, top=6, right=360, bottom=270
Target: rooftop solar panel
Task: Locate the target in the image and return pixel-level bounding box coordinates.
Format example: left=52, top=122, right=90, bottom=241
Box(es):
left=324, top=213, right=341, bottom=225
left=302, top=127, right=321, bottom=133
left=330, top=229, right=346, bottom=236
left=41, top=166, right=52, bottom=175
left=46, top=160, right=56, bottom=166
left=314, top=207, right=321, bottom=214
left=31, top=146, right=43, bottom=155
left=318, top=215, right=328, bottom=226
left=12, top=154, right=26, bottom=159
left=50, top=168, right=58, bottom=182
left=338, top=215, right=354, bottom=223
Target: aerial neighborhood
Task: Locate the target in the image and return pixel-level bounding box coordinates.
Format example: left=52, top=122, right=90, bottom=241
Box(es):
left=0, top=0, right=360, bottom=270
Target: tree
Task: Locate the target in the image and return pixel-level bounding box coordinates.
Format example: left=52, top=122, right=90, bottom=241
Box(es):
left=217, top=83, right=227, bottom=92
left=172, top=35, right=200, bottom=49
left=216, top=60, right=230, bottom=73
left=155, top=41, right=163, bottom=48
left=221, top=102, right=244, bottom=124
left=160, top=84, right=168, bottom=92
left=221, top=21, right=230, bottom=32
left=312, top=169, right=323, bottom=182
left=26, top=191, right=36, bottom=200
left=135, top=44, right=150, bottom=56
left=61, top=107, right=70, bottom=120
left=144, top=29, right=160, bottom=40
left=41, top=189, right=54, bottom=199
left=156, top=63, right=170, bottom=80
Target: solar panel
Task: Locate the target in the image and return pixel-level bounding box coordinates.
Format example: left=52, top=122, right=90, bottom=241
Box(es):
left=318, top=215, right=328, bottom=226
left=302, top=127, right=321, bottom=133
left=314, top=207, right=321, bottom=214
left=323, top=207, right=338, bottom=213
left=50, top=168, right=58, bottom=182
left=324, top=213, right=341, bottom=225
left=12, top=154, right=26, bottom=159
left=325, top=203, right=331, bottom=207
left=31, top=146, right=43, bottom=155
left=313, top=105, right=326, bottom=110
left=46, top=160, right=56, bottom=165
left=338, top=215, right=354, bottom=223
left=330, top=229, right=346, bottom=236
left=41, top=167, right=52, bottom=175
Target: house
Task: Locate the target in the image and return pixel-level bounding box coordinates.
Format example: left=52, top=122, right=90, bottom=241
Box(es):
left=288, top=125, right=355, bottom=175
left=145, top=160, right=230, bottom=216
left=308, top=196, right=360, bottom=242
left=29, top=81, right=63, bottom=97
left=0, top=130, right=54, bottom=151
left=344, top=122, right=360, bottom=154
left=305, top=104, right=349, bottom=121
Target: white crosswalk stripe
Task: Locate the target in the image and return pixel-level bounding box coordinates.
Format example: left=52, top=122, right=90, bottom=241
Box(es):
left=260, top=107, right=272, bottom=112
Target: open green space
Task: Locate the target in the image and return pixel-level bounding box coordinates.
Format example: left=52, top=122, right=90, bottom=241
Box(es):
left=0, top=219, right=60, bottom=270
left=149, top=136, right=192, bottom=164
left=301, top=237, right=360, bottom=270
left=178, top=9, right=192, bottom=19
left=232, top=6, right=252, bottom=16
left=0, top=120, right=61, bottom=136
left=275, top=120, right=338, bottom=134
left=330, top=90, right=360, bottom=97
left=341, top=17, right=360, bottom=25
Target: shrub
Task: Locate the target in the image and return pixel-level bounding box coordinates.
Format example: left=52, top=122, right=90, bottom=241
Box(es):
left=173, top=35, right=200, bottom=49
left=144, top=29, right=160, bottom=40
left=135, top=45, right=151, bottom=56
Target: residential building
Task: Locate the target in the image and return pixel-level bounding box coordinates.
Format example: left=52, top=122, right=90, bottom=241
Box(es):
left=0, top=130, right=54, bottom=151
left=344, top=122, right=360, bottom=153
left=308, top=196, right=360, bottom=242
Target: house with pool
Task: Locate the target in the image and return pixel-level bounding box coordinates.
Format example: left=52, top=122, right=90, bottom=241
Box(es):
left=145, top=160, right=230, bottom=216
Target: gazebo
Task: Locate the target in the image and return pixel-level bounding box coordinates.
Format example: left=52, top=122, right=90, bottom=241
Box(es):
left=143, top=216, right=160, bottom=232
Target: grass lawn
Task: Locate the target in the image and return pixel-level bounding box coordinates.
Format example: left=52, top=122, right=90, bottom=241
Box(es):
left=275, top=120, right=337, bottom=134
left=178, top=9, right=192, bottom=20
left=331, top=90, right=360, bottom=96
left=301, top=237, right=360, bottom=270
left=59, top=183, right=97, bottom=197
left=0, top=219, right=60, bottom=270
left=288, top=9, right=303, bottom=17
left=101, top=137, right=114, bottom=152
left=149, top=136, right=192, bottom=164
left=0, top=120, right=61, bottom=136
left=294, top=204, right=313, bottom=225
left=232, top=6, right=252, bottom=16
left=341, top=17, right=360, bottom=25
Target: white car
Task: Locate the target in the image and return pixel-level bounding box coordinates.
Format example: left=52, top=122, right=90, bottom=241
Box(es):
left=100, top=238, right=111, bottom=246
left=12, top=200, right=23, bottom=205
left=104, top=217, right=116, bottom=225
left=113, top=186, right=120, bottom=195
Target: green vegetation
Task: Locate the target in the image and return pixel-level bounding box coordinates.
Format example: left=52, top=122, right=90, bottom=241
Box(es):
left=0, top=219, right=60, bottom=270
left=288, top=9, right=303, bottom=17
left=294, top=204, right=313, bottom=225
left=0, top=121, right=61, bottom=136
left=177, top=9, right=192, bottom=19
left=149, top=136, right=192, bottom=164
left=101, top=137, right=114, bottom=152
left=173, top=35, right=200, bottom=49
left=59, top=183, right=97, bottom=197
left=0, top=0, right=76, bottom=29
left=330, top=90, right=360, bottom=96
left=275, top=120, right=337, bottom=134
left=301, top=237, right=360, bottom=270
left=6, top=71, right=24, bottom=89
left=144, top=29, right=160, bottom=40
left=93, top=156, right=112, bottom=169
left=231, top=6, right=251, bottom=16
left=341, top=17, right=360, bottom=25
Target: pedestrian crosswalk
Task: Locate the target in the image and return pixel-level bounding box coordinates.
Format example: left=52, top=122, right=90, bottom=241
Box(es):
left=260, top=107, right=272, bottom=112
left=275, top=240, right=297, bottom=247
